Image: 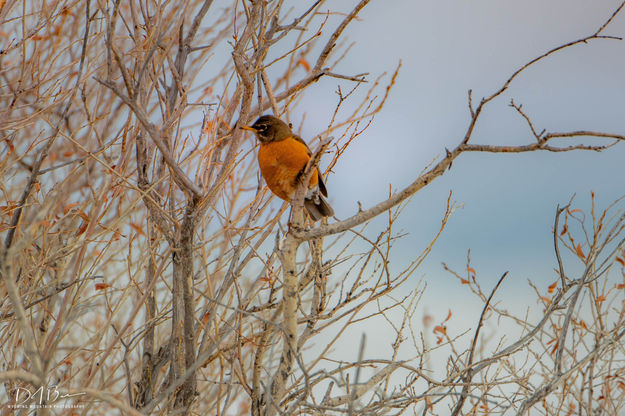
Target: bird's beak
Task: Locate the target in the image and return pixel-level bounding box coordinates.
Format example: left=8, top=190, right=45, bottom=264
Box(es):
left=240, top=125, right=256, bottom=132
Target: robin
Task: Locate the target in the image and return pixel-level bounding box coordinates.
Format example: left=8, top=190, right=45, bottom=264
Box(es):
left=241, top=115, right=334, bottom=221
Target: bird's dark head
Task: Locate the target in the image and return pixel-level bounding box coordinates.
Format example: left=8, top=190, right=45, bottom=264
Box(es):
left=241, top=115, right=292, bottom=143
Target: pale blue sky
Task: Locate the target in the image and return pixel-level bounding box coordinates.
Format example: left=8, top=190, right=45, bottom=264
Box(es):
left=278, top=0, right=625, bottom=346
left=293, top=0, right=625, bottom=286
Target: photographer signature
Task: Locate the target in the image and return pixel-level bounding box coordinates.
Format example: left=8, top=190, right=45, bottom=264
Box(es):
left=10, top=386, right=85, bottom=407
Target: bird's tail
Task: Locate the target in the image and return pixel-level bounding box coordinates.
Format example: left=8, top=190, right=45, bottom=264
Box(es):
left=305, top=195, right=334, bottom=222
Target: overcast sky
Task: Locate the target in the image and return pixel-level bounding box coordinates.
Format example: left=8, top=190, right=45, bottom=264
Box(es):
left=290, top=0, right=625, bottom=361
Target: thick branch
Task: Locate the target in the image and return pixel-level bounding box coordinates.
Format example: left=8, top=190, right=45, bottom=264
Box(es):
left=297, top=134, right=622, bottom=242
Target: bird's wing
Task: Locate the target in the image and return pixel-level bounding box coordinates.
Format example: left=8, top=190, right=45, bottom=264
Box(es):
left=292, top=135, right=312, bottom=156
left=293, top=135, right=328, bottom=197
left=317, top=171, right=328, bottom=197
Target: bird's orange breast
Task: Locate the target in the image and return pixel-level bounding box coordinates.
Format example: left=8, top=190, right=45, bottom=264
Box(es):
left=258, top=137, right=319, bottom=201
